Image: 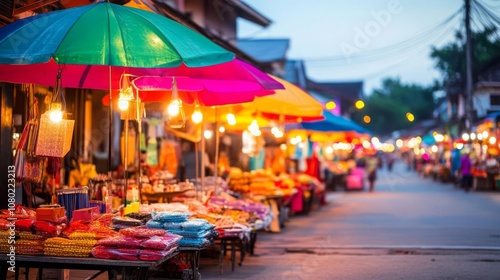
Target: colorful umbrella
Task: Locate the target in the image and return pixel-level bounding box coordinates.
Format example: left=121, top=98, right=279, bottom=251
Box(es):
left=0, top=58, right=283, bottom=94
left=0, top=1, right=233, bottom=67
left=287, top=110, right=369, bottom=134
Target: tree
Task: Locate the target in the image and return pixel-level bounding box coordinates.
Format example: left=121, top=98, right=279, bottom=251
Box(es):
left=351, top=78, right=436, bottom=135
left=430, top=27, right=500, bottom=87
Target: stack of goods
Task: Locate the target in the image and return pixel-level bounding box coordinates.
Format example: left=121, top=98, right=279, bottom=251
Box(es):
left=44, top=237, right=96, bottom=257
left=35, top=205, right=67, bottom=238
left=91, top=226, right=180, bottom=261
left=275, top=174, right=297, bottom=196
left=208, top=196, right=272, bottom=229
left=248, top=170, right=280, bottom=196
left=148, top=212, right=217, bottom=248
left=228, top=168, right=249, bottom=193
left=0, top=205, right=50, bottom=256
left=62, top=213, right=118, bottom=240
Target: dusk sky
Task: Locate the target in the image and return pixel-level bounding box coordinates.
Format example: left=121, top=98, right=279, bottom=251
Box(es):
left=238, top=0, right=499, bottom=95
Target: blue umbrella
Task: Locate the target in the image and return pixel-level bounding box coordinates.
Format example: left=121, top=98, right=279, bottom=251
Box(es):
left=287, top=110, right=370, bottom=134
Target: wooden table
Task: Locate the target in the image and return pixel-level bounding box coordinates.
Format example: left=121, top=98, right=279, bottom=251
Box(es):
left=0, top=252, right=178, bottom=280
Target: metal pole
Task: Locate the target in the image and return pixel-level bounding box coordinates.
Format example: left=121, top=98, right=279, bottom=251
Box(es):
left=465, top=0, right=473, bottom=131
left=136, top=91, right=142, bottom=204
left=124, top=114, right=129, bottom=206
left=214, top=107, right=220, bottom=193
left=108, top=66, right=113, bottom=179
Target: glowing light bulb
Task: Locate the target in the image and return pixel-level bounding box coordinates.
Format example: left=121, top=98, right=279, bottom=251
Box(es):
left=118, top=99, right=129, bottom=111
left=219, top=126, right=226, bottom=133
left=167, top=99, right=181, bottom=116
left=191, top=108, right=203, bottom=124
left=226, top=113, right=236, bottom=125
left=204, top=130, right=212, bottom=139
left=49, top=110, right=63, bottom=123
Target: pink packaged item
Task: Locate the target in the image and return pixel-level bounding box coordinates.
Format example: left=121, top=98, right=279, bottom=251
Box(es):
left=141, top=234, right=182, bottom=250
left=91, top=246, right=139, bottom=261
left=97, top=235, right=142, bottom=248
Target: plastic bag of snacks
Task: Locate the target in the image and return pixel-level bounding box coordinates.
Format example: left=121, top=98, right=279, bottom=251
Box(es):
left=15, top=219, right=35, bottom=231
left=119, top=226, right=166, bottom=238
left=139, top=246, right=178, bottom=261
left=177, top=238, right=212, bottom=248
left=35, top=221, right=63, bottom=237
left=98, top=235, right=142, bottom=248
left=163, top=222, right=182, bottom=231
left=151, top=211, right=190, bottom=222
left=68, top=231, right=97, bottom=240
left=168, top=229, right=214, bottom=239
left=125, top=212, right=151, bottom=223
left=141, top=234, right=182, bottom=250
left=91, top=246, right=139, bottom=260
left=112, top=216, right=142, bottom=227
left=146, top=220, right=164, bottom=229
left=179, top=219, right=214, bottom=232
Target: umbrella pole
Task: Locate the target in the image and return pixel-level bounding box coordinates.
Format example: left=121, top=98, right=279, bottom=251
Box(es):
left=214, top=107, right=220, bottom=194
left=108, top=66, right=113, bottom=180
left=136, top=95, right=142, bottom=204
left=195, top=136, right=199, bottom=201
left=124, top=114, right=129, bottom=206
left=201, top=123, right=205, bottom=194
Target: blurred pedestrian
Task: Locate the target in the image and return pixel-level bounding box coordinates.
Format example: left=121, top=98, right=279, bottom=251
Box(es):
left=485, top=154, right=498, bottom=190
left=365, top=154, right=379, bottom=192
left=459, top=151, right=472, bottom=192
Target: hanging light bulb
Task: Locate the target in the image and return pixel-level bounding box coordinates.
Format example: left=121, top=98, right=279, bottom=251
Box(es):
left=48, top=71, right=65, bottom=123
left=219, top=126, right=226, bottom=133
left=118, top=74, right=134, bottom=111
left=167, top=78, right=186, bottom=128
left=49, top=102, right=63, bottom=123
left=226, top=113, right=236, bottom=125
left=191, top=101, right=203, bottom=124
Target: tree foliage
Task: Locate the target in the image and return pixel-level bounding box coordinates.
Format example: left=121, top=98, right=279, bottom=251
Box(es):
left=430, top=27, right=500, bottom=86
left=351, top=78, right=436, bottom=135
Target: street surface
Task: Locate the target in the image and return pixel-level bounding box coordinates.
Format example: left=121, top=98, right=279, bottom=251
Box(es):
left=9, top=162, right=500, bottom=279
left=200, top=162, right=500, bottom=280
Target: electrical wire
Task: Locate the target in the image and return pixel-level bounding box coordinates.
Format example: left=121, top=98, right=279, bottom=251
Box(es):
left=303, top=7, right=463, bottom=64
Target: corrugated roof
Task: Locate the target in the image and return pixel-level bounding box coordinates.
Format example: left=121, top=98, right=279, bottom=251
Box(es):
left=237, top=39, right=290, bottom=63
left=307, top=80, right=363, bottom=102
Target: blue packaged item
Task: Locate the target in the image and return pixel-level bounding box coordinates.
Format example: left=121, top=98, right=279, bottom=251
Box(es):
left=146, top=220, right=164, bottom=229
left=151, top=211, right=190, bottom=222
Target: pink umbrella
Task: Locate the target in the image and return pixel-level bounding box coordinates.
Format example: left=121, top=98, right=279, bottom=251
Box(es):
left=101, top=76, right=274, bottom=106
left=0, top=58, right=283, bottom=96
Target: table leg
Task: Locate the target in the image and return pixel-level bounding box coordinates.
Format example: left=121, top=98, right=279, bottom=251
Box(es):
left=250, top=231, right=258, bottom=255
left=0, top=265, right=8, bottom=280
left=219, top=240, right=225, bottom=274
left=239, top=239, right=245, bottom=266
left=231, top=240, right=235, bottom=272
left=37, top=268, right=43, bottom=280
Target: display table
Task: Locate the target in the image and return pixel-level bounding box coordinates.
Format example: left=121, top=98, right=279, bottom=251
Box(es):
left=179, top=246, right=211, bottom=280
left=142, top=190, right=191, bottom=203
left=0, top=252, right=178, bottom=280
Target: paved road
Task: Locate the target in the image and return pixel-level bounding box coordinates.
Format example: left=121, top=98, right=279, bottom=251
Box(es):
left=201, top=162, right=500, bottom=280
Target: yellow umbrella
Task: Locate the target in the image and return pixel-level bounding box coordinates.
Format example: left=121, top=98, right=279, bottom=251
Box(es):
left=204, top=75, right=324, bottom=126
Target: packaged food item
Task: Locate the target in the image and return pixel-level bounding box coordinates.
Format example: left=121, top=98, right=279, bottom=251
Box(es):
left=112, top=216, right=142, bottom=227
left=139, top=246, right=178, bottom=261
left=125, top=212, right=151, bottom=223
left=151, top=211, right=190, bottom=222
left=177, top=238, right=212, bottom=248
left=146, top=220, right=164, bottom=229
left=180, top=219, right=214, bottom=232
left=15, top=219, right=35, bottom=231
left=34, top=220, right=63, bottom=237
left=97, top=235, right=142, bottom=248
left=141, top=234, right=182, bottom=250
left=119, top=226, right=166, bottom=238
left=91, top=246, right=139, bottom=260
